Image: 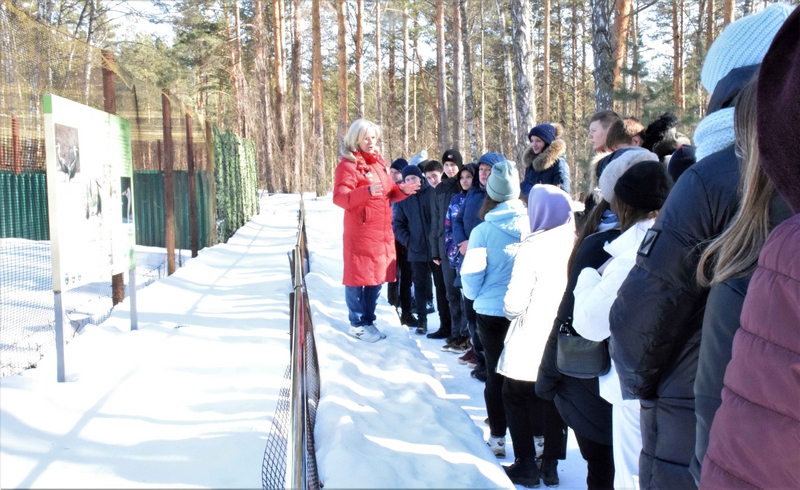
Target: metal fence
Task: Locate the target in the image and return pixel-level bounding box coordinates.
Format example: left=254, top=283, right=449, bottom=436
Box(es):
left=262, top=198, right=321, bottom=490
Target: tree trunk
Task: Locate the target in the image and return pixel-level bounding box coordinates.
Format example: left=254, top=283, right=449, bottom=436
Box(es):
left=611, top=0, right=632, bottom=104
left=557, top=2, right=566, bottom=121
left=355, top=0, right=365, bottom=118
left=510, top=0, right=535, bottom=163
left=452, top=0, right=464, bottom=152
left=311, top=0, right=325, bottom=195
left=706, top=0, right=714, bottom=50
left=273, top=0, right=288, bottom=161
left=543, top=0, right=551, bottom=121
left=495, top=1, right=517, bottom=154
left=480, top=0, right=487, bottom=154
left=461, top=0, right=479, bottom=161
left=338, top=0, right=348, bottom=153
left=633, top=5, right=642, bottom=117
left=233, top=0, right=248, bottom=138
left=436, top=0, right=449, bottom=150
left=403, top=8, right=410, bottom=155
left=389, top=12, right=397, bottom=158
left=591, top=0, right=614, bottom=111
left=254, top=0, right=275, bottom=192
left=376, top=0, right=384, bottom=152
left=291, top=0, right=303, bottom=192
left=672, top=0, right=685, bottom=111
left=723, top=0, right=734, bottom=26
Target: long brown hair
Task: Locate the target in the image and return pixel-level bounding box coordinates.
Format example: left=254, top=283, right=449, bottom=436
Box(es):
left=479, top=195, right=501, bottom=221
left=567, top=199, right=611, bottom=273
left=696, top=75, right=775, bottom=287
left=611, top=197, right=659, bottom=232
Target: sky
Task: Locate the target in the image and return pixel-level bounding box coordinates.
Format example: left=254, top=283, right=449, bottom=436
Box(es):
left=1, top=193, right=589, bottom=489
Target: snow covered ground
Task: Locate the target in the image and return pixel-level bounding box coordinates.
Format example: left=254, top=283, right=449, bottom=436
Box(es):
left=0, top=193, right=588, bottom=489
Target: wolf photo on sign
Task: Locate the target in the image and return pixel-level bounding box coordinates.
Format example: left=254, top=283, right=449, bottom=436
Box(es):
left=54, top=123, right=80, bottom=181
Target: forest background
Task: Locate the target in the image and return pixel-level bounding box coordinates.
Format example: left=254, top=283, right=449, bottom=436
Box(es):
left=8, top=0, right=799, bottom=197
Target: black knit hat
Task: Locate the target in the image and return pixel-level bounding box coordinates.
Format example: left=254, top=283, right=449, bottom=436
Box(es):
left=667, top=145, right=697, bottom=182
left=614, top=161, right=674, bottom=212
left=401, top=164, right=423, bottom=180
left=390, top=158, right=408, bottom=172
left=441, top=149, right=464, bottom=168
left=757, top=5, right=800, bottom=214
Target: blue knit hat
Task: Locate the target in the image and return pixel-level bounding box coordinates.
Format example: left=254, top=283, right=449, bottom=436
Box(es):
left=486, top=160, right=520, bottom=202
left=528, top=124, right=557, bottom=146
left=701, top=3, right=794, bottom=95
left=390, top=158, right=408, bottom=172
left=477, top=152, right=506, bottom=167
left=408, top=150, right=428, bottom=168
left=401, top=164, right=423, bottom=181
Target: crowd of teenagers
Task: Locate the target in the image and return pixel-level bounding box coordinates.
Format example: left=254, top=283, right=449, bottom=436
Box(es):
left=332, top=4, right=800, bottom=489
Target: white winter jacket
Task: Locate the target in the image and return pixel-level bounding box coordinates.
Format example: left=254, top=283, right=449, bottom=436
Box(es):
left=573, top=218, right=655, bottom=403
left=497, top=223, right=574, bottom=381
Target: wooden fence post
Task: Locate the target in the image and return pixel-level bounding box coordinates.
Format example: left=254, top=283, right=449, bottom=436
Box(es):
left=186, top=109, right=198, bottom=257
left=206, top=120, right=216, bottom=246
left=102, top=49, right=126, bottom=305
left=11, top=115, right=21, bottom=175
left=162, top=90, right=175, bottom=275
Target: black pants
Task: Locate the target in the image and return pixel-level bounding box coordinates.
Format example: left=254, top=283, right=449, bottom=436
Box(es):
left=504, top=378, right=568, bottom=461
left=574, top=431, right=615, bottom=489
left=387, top=240, right=413, bottom=315
left=477, top=313, right=510, bottom=438
left=410, top=261, right=434, bottom=327
left=442, top=263, right=467, bottom=338
left=464, top=297, right=485, bottom=366
left=430, top=261, right=452, bottom=334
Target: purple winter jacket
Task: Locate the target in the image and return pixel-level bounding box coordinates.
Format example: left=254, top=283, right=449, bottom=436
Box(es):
left=700, top=213, right=800, bottom=489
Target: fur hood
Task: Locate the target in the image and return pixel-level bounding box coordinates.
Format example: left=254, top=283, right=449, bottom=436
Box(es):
left=523, top=139, right=567, bottom=172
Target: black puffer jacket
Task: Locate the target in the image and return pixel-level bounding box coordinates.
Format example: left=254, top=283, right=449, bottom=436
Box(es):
left=429, top=175, right=463, bottom=260
left=536, top=228, right=621, bottom=446
left=609, top=145, right=740, bottom=489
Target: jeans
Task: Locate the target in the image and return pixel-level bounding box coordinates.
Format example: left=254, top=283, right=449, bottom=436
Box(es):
left=411, top=261, right=433, bottom=327
left=477, top=313, right=510, bottom=438
left=345, top=285, right=382, bottom=327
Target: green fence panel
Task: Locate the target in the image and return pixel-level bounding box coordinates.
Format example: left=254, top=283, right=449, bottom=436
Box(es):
left=0, top=171, right=49, bottom=240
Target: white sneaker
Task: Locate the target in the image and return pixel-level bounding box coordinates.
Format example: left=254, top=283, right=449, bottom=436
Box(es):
left=366, top=324, right=387, bottom=340
left=487, top=435, right=506, bottom=458
left=535, top=436, right=544, bottom=459
left=349, top=325, right=382, bottom=343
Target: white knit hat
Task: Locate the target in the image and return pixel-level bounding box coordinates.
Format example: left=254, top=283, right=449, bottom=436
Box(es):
left=701, top=3, right=795, bottom=95
left=598, top=148, right=659, bottom=205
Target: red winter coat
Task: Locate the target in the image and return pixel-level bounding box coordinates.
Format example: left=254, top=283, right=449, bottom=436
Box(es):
left=333, top=150, right=410, bottom=287
left=700, top=214, right=800, bottom=489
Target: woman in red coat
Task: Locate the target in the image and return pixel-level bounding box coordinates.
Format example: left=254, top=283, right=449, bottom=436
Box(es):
left=333, top=119, right=419, bottom=342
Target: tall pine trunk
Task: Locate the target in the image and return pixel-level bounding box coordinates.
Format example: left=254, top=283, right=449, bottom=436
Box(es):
left=376, top=0, right=384, bottom=151
left=510, top=0, right=535, bottom=163
left=495, top=0, right=517, bottom=154
left=338, top=0, right=348, bottom=152
left=452, top=0, right=464, bottom=152
left=672, top=0, right=685, bottom=111
left=543, top=0, right=551, bottom=121
left=461, top=0, right=479, bottom=161
left=611, top=0, right=632, bottom=107
left=436, top=0, right=449, bottom=150
left=253, top=0, right=275, bottom=192
left=290, top=0, right=303, bottom=192
left=355, top=0, right=365, bottom=118
left=311, top=0, right=325, bottom=195
left=591, top=0, right=614, bottom=111
left=403, top=8, right=410, bottom=155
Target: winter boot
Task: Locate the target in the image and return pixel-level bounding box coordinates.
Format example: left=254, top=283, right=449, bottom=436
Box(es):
left=415, top=321, right=428, bottom=335
left=487, top=435, right=506, bottom=458
left=504, top=458, right=541, bottom=488
left=426, top=327, right=450, bottom=339
left=400, top=311, right=419, bottom=327
left=540, top=459, right=559, bottom=487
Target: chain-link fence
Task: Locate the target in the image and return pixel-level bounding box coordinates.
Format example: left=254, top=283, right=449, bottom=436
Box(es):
left=0, top=2, right=258, bottom=377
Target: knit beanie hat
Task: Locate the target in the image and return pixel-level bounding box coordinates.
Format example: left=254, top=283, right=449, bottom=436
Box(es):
left=408, top=150, right=428, bottom=168
left=528, top=124, right=557, bottom=146
left=402, top=164, right=423, bottom=181
left=701, top=3, right=794, bottom=95
left=614, top=161, right=674, bottom=212
left=527, top=184, right=573, bottom=233
left=477, top=151, right=507, bottom=167
left=390, top=158, right=408, bottom=172
left=598, top=147, right=659, bottom=204
left=667, top=145, right=697, bottom=182
left=486, top=160, right=520, bottom=202
left=757, top=5, right=800, bottom=214
left=442, top=149, right=464, bottom=168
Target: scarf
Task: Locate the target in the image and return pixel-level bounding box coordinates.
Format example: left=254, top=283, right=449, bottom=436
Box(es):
left=693, top=108, right=735, bottom=161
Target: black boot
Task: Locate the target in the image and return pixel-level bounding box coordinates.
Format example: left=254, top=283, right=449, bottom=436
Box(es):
left=504, top=458, right=540, bottom=488
left=540, top=458, right=559, bottom=487
left=400, top=311, right=418, bottom=327
left=415, top=321, right=428, bottom=335
left=426, top=328, right=450, bottom=339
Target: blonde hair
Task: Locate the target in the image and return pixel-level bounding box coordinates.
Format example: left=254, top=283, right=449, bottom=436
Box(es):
left=343, top=119, right=381, bottom=154
left=697, top=76, right=775, bottom=288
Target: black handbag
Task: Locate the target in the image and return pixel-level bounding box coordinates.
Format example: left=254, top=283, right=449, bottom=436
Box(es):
left=555, top=319, right=611, bottom=379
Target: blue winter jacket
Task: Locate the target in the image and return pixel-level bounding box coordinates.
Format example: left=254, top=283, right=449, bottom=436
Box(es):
left=460, top=199, right=530, bottom=317
left=453, top=168, right=494, bottom=245
left=392, top=177, right=434, bottom=262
